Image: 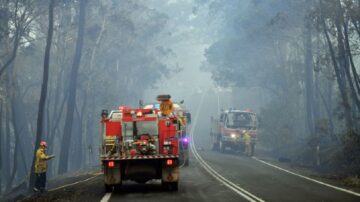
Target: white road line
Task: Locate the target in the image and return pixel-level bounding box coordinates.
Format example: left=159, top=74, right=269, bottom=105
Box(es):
left=100, top=193, right=112, bottom=202
left=190, top=93, right=264, bottom=202
left=253, top=157, right=360, bottom=197
left=49, top=173, right=101, bottom=192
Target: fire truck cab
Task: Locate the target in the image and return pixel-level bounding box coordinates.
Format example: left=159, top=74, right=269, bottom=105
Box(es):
left=210, top=109, right=257, bottom=155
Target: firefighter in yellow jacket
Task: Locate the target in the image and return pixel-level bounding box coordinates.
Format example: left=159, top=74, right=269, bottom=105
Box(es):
left=33, top=141, right=55, bottom=192
left=160, top=99, right=173, bottom=116
left=243, top=130, right=252, bottom=157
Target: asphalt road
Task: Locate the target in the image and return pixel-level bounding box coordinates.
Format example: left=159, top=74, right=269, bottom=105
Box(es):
left=20, top=92, right=360, bottom=202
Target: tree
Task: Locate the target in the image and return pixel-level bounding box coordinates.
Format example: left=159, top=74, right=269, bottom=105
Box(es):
left=28, top=0, right=55, bottom=190
left=0, top=0, right=38, bottom=77
left=58, top=0, right=87, bottom=174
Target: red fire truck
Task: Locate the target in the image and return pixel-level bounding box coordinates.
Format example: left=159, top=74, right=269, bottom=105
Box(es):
left=100, top=96, right=181, bottom=192
left=143, top=101, right=191, bottom=166
left=210, top=109, right=257, bottom=155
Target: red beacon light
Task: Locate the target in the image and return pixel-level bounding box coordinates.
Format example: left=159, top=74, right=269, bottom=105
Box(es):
left=119, top=105, right=131, bottom=111
left=136, top=111, right=143, bottom=117
left=244, top=108, right=253, bottom=112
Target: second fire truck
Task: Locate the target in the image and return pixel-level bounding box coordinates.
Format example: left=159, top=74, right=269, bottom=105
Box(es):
left=210, top=108, right=257, bottom=155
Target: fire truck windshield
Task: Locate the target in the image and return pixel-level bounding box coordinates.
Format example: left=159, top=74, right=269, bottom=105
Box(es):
left=122, top=121, right=158, bottom=141
left=226, top=112, right=256, bottom=129
left=136, top=121, right=158, bottom=136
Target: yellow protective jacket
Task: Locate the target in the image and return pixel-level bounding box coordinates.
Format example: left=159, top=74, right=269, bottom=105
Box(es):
left=243, top=132, right=251, bottom=144
left=160, top=100, right=173, bottom=116
left=34, top=147, right=51, bottom=173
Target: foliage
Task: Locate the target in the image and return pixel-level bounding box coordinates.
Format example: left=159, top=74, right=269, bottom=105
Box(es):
left=0, top=0, right=172, bottom=192
left=203, top=0, right=360, bottom=173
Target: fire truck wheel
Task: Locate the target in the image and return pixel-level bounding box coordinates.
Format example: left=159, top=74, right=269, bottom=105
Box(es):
left=162, top=181, right=179, bottom=191
left=171, top=182, right=179, bottom=191
left=104, top=184, right=112, bottom=192
left=212, top=142, right=219, bottom=151
left=219, top=140, right=225, bottom=153
left=184, top=159, right=189, bottom=166
left=114, top=184, right=122, bottom=192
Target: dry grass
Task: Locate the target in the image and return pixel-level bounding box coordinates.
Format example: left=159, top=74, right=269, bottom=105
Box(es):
left=342, top=176, right=360, bottom=188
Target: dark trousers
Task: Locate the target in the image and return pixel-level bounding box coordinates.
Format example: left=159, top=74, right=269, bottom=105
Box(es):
left=34, top=172, right=47, bottom=191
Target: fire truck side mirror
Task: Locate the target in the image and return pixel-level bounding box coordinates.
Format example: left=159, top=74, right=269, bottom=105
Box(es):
left=101, top=109, right=108, bottom=118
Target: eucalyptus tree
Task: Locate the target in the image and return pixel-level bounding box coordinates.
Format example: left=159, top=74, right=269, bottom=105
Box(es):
left=29, top=0, right=56, bottom=190
left=58, top=0, right=87, bottom=174
left=203, top=0, right=360, bottom=170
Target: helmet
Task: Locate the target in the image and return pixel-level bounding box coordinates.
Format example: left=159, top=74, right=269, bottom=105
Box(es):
left=40, top=141, right=48, bottom=147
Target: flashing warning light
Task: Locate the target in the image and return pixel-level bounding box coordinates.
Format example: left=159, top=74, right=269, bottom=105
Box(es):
left=244, top=108, right=253, bottom=112
left=166, top=159, right=173, bottom=166
left=183, top=137, right=189, bottom=143
left=108, top=161, right=115, bottom=168
left=136, top=111, right=143, bottom=117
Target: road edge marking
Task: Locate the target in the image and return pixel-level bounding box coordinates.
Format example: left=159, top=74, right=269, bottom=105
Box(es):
left=100, top=192, right=112, bottom=202
left=190, top=93, right=264, bottom=202
left=253, top=157, right=360, bottom=197
left=49, top=172, right=101, bottom=192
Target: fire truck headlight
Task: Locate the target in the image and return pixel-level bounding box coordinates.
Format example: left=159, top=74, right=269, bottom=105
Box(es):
left=230, top=133, right=236, bottom=138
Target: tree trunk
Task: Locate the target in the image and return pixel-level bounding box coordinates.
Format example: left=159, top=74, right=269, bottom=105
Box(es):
left=82, top=15, right=106, bottom=167
left=343, top=20, right=360, bottom=109
left=10, top=94, right=29, bottom=179
left=4, top=100, right=11, bottom=192
left=70, top=103, right=83, bottom=170
left=0, top=99, right=3, bottom=193
left=320, top=83, right=337, bottom=141
left=58, top=0, right=87, bottom=174
left=304, top=23, right=315, bottom=136
left=323, top=18, right=353, bottom=129
left=7, top=134, right=18, bottom=191
left=28, top=0, right=55, bottom=191
left=0, top=0, right=23, bottom=77
left=334, top=3, right=356, bottom=131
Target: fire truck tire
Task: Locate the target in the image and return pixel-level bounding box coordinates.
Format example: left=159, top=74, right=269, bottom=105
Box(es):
left=171, top=182, right=179, bottom=191
left=219, top=140, right=225, bottom=153
left=114, top=184, right=122, bottom=192
left=184, top=159, right=189, bottom=166
left=212, top=142, right=219, bottom=151
left=104, top=184, right=112, bottom=192
left=162, top=181, right=179, bottom=191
